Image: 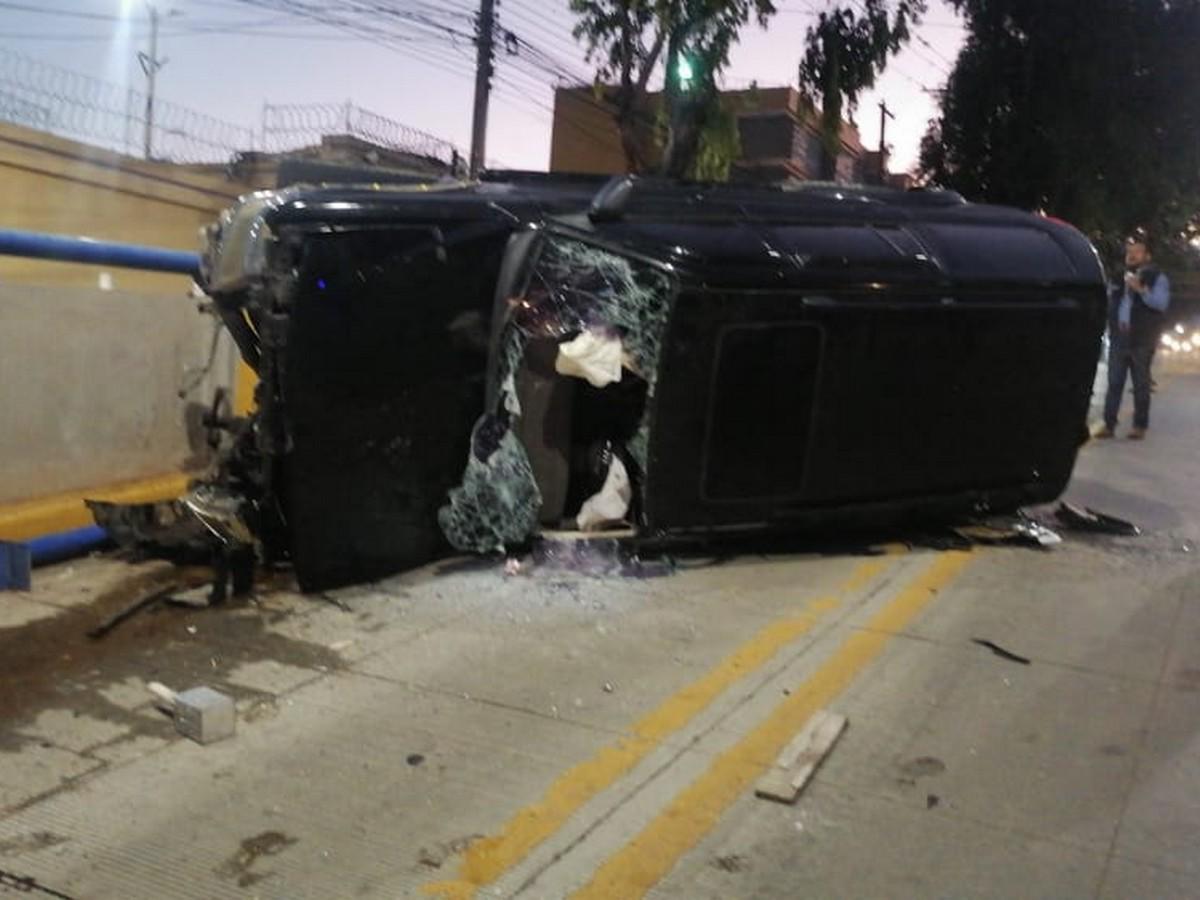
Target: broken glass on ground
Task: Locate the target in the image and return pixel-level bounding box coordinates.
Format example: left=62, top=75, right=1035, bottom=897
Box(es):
left=530, top=536, right=674, bottom=579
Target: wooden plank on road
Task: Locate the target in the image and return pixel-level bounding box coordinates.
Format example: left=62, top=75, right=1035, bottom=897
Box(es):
left=754, top=709, right=848, bottom=804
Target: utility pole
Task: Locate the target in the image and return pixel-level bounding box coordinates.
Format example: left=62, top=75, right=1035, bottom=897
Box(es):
left=138, top=4, right=167, bottom=160
left=877, top=100, right=894, bottom=183
left=469, top=0, right=496, bottom=178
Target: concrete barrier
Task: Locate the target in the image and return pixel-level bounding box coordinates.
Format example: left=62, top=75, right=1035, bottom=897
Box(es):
left=0, top=279, right=236, bottom=508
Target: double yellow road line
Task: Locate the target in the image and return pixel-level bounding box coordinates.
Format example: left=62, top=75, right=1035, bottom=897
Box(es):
left=424, top=549, right=974, bottom=900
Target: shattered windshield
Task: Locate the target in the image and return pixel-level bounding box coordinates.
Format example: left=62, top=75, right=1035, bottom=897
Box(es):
left=439, top=234, right=675, bottom=554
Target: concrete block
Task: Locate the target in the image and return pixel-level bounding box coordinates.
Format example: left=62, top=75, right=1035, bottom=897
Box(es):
left=149, top=683, right=235, bottom=745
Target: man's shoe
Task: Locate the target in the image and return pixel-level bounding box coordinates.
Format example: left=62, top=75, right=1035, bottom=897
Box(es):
left=1092, top=425, right=1116, bottom=439
left=1127, top=427, right=1147, bottom=441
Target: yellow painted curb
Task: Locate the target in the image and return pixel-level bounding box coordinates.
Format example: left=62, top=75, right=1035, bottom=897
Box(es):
left=0, top=472, right=192, bottom=541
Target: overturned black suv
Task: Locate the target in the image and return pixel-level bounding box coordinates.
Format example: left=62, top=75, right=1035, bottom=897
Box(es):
left=183, top=173, right=1106, bottom=591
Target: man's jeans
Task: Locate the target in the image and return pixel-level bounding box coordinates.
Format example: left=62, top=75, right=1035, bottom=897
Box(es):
left=1104, top=335, right=1154, bottom=430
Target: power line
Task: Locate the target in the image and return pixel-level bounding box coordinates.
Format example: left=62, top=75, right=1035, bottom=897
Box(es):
left=491, top=79, right=553, bottom=122
left=914, top=32, right=955, bottom=67
left=231, top=0, right=427, bottom=46
left=484, top=55, right=620, bottom=146
left=907, top=44, right=951, bottom=74
left=495, top=57, right=558, bottom=95
left=0, top=2, right=315, bottom=39
left=891, top=65, right=933, bottom=91
left=917, top=18, right=966, bottom=31
left=501, top=32, right=589, bottom=86
left=231, top=0, right=479, bottom=70
left=503, top=0, right=584, bottom=38
left=218, top=0, right=494, bottom=162
left=491, top=75, right=622, bottom=152
left=343, top=0, right=476, bottom=44
left=499, top=0, right=589, bottom=63
left=0, top=27, right=391, bottom=42
left=0, top=1, right=131, bottom=22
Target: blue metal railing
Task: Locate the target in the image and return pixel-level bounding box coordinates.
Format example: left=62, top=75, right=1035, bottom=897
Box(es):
left=0, top=227, right=200, bottom=276
left=0, top=227, right=202, bottom=580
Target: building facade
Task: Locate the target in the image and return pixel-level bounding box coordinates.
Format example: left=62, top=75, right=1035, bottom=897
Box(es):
left=550, top=85, right=880, bottom=185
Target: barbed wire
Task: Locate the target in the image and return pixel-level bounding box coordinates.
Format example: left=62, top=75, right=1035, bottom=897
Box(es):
left=0, top=46, right=255, bottom=163
left=261, top=102, right=463, bottom=167
left=0, top=48, right=462, bottom=173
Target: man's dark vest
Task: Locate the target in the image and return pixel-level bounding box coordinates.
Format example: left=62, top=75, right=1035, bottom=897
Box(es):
left=1107, top=265, right=1164, bottom=347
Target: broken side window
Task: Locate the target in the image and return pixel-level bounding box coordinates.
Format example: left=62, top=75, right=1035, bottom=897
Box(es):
left=439, top=234, right=675, bottom=554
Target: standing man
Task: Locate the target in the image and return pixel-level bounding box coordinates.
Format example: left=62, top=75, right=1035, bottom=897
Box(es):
left=1095, top=236, right=1171, bottom=440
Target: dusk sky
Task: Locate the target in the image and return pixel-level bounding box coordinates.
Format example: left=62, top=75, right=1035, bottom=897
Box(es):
left=0, top=0, right=965, bottom=172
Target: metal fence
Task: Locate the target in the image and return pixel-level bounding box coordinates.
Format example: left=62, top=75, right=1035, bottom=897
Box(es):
left=0, top=46, right=254, bottom=164
left=0, top=48, right=464, bottom=172
left=261, top=102, right=463, bottom=170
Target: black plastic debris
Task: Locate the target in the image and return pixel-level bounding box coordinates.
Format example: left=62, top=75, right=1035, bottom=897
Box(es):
left=87, top=588, right=173, bottom=640
left=971, top=638, right=1032, bottom=665
left=1054, top=502, right=1141, bottom=537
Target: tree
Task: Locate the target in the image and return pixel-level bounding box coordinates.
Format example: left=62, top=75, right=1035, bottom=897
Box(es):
left=797, top=1, right=926, bottom=181
left=658, top=0, right=774, bottom=177
left=571, top=0, right=665, bottom=173
left=920, top=0, right=1200, bottom=266
left=688, top=94, right=742, bottom=181
left=571, top=0, right=773, bottom=177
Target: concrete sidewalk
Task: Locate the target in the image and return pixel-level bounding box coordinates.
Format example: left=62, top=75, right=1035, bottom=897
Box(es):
left=2, top=370, right=1199, bottom=899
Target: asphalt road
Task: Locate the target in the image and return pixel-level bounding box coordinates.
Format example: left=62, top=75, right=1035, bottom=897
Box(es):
left=1, top=365, right=1198, bottom=900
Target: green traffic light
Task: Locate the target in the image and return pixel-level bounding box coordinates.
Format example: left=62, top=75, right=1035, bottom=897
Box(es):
left=676, top=56, right=694, bottom=85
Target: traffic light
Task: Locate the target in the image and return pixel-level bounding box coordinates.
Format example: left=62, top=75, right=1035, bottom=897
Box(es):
left=676, top=54, right=695, bottom=90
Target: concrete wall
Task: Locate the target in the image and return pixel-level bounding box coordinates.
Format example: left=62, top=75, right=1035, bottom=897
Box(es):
left=0, top=121, right=245, bottom=509
left=0, top=120, right=240, bottom=292
left=0, top=281, right=237, bottom=505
